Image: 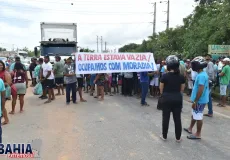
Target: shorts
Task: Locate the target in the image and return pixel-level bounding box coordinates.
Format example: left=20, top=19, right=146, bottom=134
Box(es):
left=150, top=78, right=159, bottom=86
left=32, top=71, right=36, bottom=78
left=55, top=77, right=64, bottom=85
left=188, top=80, right=193, bottom=89
left=44, top=79, right=55, bottom=89
left=14, top=83, right=26, bottom=95
left=220, top=84, right=227, bottom=96
left=41, top=81, right=46, bottom=90
left=192, top=103, right=206, bottom=120
left=77, top=78, right=84, bottom=88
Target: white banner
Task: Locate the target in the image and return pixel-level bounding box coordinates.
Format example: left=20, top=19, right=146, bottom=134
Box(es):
left=75, top=52, right=157, bottom=74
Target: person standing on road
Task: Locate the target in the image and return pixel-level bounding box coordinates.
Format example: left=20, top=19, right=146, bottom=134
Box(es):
left=29, top=58, right=37, bottom=87
left=9, top=63, right=28, bottom=114
left=0, top=60, right=10, bottom=125
left=94, top=73, right=106, bottom=101
left=53, top=56, right=65, bottom=96
left=140, top=71, right=154, bottom=106
left=41, top=56, right=55, bottom=104
left=159, top=55, right=185, bottom=142
left=184, top=56, right=209, bottom=140
left=9, top=57, right=26, bottom=72
left=124, top=72, right=133, bottom=96
left=204, top=54, right=215, bottom=117
left=218, top=58, right=230, bottom=107
left=64, top=57, right=77, bottom=104
left=150, top=61, right=160, bottom=97
left=76, top=74, right=87, bottom=102
left=34, top=58, right=43, bottom=83
left=0, top=78, right=6, bottom=143
left=90, top=74, right=96, bottom=96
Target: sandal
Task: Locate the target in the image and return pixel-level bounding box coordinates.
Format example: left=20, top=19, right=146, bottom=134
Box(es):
left=183, top=128, right=192, bottom=134
left=187, top=135, right=201, bottom=140
left=44, top=100, right=51, bottom=104
left=80, top=99, right=87, bottom=102
left=9, top=111, right=15, bottom=115
left=2, top=121, right=9, bottom=125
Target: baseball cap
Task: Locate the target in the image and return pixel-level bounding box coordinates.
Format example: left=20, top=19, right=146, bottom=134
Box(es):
left=223, top=58, right=230, bottom=62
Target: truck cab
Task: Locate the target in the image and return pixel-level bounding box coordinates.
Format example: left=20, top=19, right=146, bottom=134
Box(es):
left=35, top=22, right=77, bottom=64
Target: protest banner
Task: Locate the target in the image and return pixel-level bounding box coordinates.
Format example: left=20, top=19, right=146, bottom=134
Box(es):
left=75, top=52, right=157, bottom=74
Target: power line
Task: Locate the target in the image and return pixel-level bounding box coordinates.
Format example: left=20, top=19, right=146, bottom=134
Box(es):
left=0, top=16, right=150, bottom=24
left=0, top=4, right=150, bottom=15
left=21, top=0, right=136, bottom=5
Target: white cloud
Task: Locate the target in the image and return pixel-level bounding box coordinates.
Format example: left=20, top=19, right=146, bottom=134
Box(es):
left=0, top=0, right=196, bottom=51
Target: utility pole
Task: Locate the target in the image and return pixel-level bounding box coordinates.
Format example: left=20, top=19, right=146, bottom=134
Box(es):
left=101, top=36, right=103, bottom=53
left=96, top=36, right=99, bottom=52
left=153, top=2, right=156, bottom=35
left=166, top=0, right=170, bottom=30
left=105, top=41, right=107, bottom=52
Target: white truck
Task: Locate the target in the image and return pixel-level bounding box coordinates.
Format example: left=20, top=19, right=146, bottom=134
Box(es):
left=34, top=22, right=77, bottom=64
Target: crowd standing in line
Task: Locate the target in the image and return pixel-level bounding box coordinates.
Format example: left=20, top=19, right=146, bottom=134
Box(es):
left=0, top=53, right=230, bottom=143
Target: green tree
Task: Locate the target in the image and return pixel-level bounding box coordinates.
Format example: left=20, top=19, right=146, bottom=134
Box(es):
left=79, top=48, right=94, bottom=52
left=0, top=47, right=6, bottom=51
left=119, top=0, right=230, bottom=59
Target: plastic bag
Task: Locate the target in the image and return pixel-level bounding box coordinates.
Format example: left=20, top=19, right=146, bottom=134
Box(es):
left=33, top=83, right=43, bottom=95
left=5, top=85, right=11, bottom=99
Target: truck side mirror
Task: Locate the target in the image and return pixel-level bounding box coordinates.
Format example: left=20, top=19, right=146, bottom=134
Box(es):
left=34, top=47, right=38, bottom=57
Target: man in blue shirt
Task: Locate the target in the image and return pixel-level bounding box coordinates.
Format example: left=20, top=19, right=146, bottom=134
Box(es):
left=140, top=72, right=154, bottom=106
left=0, top=79, right=6, bottom=143
left=184, top=57, right=209, bottom=140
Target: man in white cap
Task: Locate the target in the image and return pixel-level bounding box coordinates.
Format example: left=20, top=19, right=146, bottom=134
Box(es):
left=218, top=58, right=230, bottom=107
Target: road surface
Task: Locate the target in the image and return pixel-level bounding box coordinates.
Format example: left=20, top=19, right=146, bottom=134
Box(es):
left=2, top=87, right=230, bottom=160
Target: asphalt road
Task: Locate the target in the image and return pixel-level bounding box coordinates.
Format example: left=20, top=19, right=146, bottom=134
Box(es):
left=2, top=87, right=230, bottom=160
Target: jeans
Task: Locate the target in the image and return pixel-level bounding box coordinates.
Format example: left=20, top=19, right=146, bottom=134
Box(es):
left=141, top=82, right=149, bottom=104
left=66, top=82, right=77, bottom=103
left=208, top=89, right=213, bottom=114
left=162, top=104, right=182, bottom=140
left=0, top=118, right=2, bottom=143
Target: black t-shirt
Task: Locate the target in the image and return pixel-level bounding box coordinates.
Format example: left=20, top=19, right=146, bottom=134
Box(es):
left=160, top=72, right=185, bottom=93
left=29, top=63, right=37, bottom=71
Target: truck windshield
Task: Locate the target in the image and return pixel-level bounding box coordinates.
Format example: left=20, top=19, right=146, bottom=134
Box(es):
left=40, top=44, right=76, bottom=56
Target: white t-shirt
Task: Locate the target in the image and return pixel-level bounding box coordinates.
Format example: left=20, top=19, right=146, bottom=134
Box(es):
left=218, top=61, right=223, bottom=71
left=42, top=62, right=54, bottom=80
left=191, top=70, right=198, bottom=81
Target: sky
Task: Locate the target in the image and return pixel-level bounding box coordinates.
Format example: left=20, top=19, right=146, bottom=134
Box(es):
left=0, top=0, right=196, bottom=52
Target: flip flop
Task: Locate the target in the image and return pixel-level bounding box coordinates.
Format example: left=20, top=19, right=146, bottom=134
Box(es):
left=80, top=99, right=87, bottom=102
left=187, top=135, right=201, bottom=140
left=9, top=111, right=15, bottom=115
left=2, top=121, right=9, bottom=125
left=183, top=128, right=192, bottom=134
left=44, top=100, right=51, bottom=104
left=204, top=114, right=213, bottom=117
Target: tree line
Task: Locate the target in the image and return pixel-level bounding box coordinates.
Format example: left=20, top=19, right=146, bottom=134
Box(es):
left=119, top=0, right=230, bottom=60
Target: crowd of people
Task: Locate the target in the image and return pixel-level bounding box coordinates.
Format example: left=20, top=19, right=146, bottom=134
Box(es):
left=0, top=53, right=230, bottom=144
